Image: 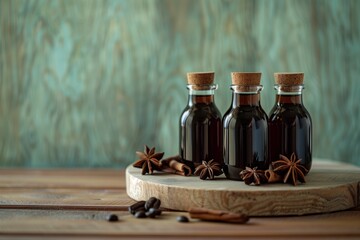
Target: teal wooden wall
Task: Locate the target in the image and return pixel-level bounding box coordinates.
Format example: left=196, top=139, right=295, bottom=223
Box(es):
left=1, top=0, right=359, bottom=167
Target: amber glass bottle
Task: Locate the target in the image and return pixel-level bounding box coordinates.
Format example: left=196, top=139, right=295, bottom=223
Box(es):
left=179, top=72, right=223, bottom=170
left=268, top=73, right=312, bottom=173
left=223, top=72, right=268, bottom=180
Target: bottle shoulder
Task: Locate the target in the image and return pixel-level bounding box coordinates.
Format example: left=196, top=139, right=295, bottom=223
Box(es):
left=180, top=103, right=222, bottom=123
left=224, top=105, right=268, bottom=118
left=223, top=106, right=268, bottom=127
left=186, top=102, right=221, bottom=114
left=269, top=104, right=312, bottom=122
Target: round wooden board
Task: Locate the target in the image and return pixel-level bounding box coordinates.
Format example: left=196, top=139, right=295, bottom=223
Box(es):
left=126, top=160, right=360, bottom=216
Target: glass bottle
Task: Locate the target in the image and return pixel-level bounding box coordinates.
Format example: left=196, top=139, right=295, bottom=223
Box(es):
left=223, top=72, right=268, bottom=180
left=268, top=73, right=312, bottom=173
left=179, top=72, right=223, bottom=170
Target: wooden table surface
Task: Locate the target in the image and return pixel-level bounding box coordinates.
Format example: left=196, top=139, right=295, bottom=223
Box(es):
left=0, top=165, right=359, bottom=239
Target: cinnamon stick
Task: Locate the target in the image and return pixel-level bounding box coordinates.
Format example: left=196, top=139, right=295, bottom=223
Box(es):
left=161, top=155, right=192, bottom=176
left=161, top=155, right=182, bottom=164
left=189, top=207, right=249, bottom=224
left=265, top=169, right=283, bottom=183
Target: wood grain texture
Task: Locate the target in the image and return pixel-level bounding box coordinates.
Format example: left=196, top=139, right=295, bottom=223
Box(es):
left=0, top=168, right=359, bottom=239
left=0, top=0, right=360, bottom=167
left=0, top=209, right=360, bottom=239
left=0, top=169, right=133, bottom=209
left=126, top=160, right=360, bottom=216
left=0, top=169, right=125, bottom=189
left=0, top=189, right=134, bottom=210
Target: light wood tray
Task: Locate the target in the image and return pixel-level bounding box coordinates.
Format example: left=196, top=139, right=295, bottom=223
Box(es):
left=126, top=160, right=360, bottom=216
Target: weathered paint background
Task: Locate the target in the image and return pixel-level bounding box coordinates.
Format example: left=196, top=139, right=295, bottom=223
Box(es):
left=1, top=0, right=359, bottom=167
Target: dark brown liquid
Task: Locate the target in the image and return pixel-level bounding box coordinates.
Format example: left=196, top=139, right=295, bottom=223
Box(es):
left=179, top=95, right=223, bottom=169
left=268, top=95, right=312, bottom=172
left=223, top=94, right=268, bottom=180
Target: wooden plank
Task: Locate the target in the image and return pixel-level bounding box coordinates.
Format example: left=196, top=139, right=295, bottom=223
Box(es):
left=0, top=209, right=359, bottom=238
left=0, top=188, right=134, bottom=210
left=127, top=161, right=360, bottom=216
left=0, top=169, right=124, bottom=189
left=0, top=167, right=359, bottom=239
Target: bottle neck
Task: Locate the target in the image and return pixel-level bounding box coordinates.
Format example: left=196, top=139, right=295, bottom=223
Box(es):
left=275, top=95, right=303, bottom=104
left=230, top=85, right=262, bottom=107
left=187, top=84, right=217, bottom=105
left=274, top=84, right=304, bottom=104
left=189, top=95, right=215, bottom=104
left=232, top=93, right=260, bottom=107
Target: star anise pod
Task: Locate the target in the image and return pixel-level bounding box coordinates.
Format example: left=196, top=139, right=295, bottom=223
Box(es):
left=272, top=153, right=308, bottom=186
left=133, top=145, right=164, bottom=175
left=239, top=167, right=267, bottom=185
left=194, top=160, right=223, bottom=180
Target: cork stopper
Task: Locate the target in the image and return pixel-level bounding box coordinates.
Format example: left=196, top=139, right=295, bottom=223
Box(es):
left=231, top=72, right=261, bottom=85
left=274, top=72, right=304, bottom=85
left=187, top=72, right=215, bottom=85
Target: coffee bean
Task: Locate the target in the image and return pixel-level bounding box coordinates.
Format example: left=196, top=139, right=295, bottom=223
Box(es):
left=155, top=208, right=162, bottom=216
left=176, top=215, right=189, bottom=223
left=130, top=198, right=162, bottom=219
left=133, top=207, right=146, bottom=215
left=129, top=208, right=135, bottom=215
left=145, top=197, right=158, bottom=210
left=129, top=207, right=146, bottom=215
left=146, top=211, right=157, bottom=218
left=129, top=201, right=146, bottom=214
left=147, top=208, right=162, bottom=217
left=134, top=211, right=147, bottom=218
left=106, top=214, right=119, bottom=222
left=153, top=199, right=161, bottom=209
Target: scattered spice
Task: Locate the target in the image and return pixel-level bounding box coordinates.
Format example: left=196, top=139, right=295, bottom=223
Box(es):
left=189, top=208, right=249, bottom=224
left=128, top=201, right=146, bottom=215
left=129, top=197, right=162, bottom=219
left=129, top=199, right=250, bottom=225
left=131, top=146, right=309, bottom=187
left=176, top=215, right=189, bottom=223
left=194, top=160, right=223, bottom=180
left=264, top=169, right=283, bottom=183
left=106, top=214, right=119, bottom=222
left=239, top=167, right=267, bottom=185
left=146, top=208, right=162, bottom=218
left=135, top=211, right=147, bottom=218
left=133, top=145, right=164, bottom=175
left=272, top=153, right=308, bottom=186
left=161, top=155, right=192, bottom=176
left=145, top=197, right=161, bottom=210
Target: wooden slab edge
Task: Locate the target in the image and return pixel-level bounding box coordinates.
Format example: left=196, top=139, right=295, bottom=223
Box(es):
left=126, top=162, right=360, bottom=216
